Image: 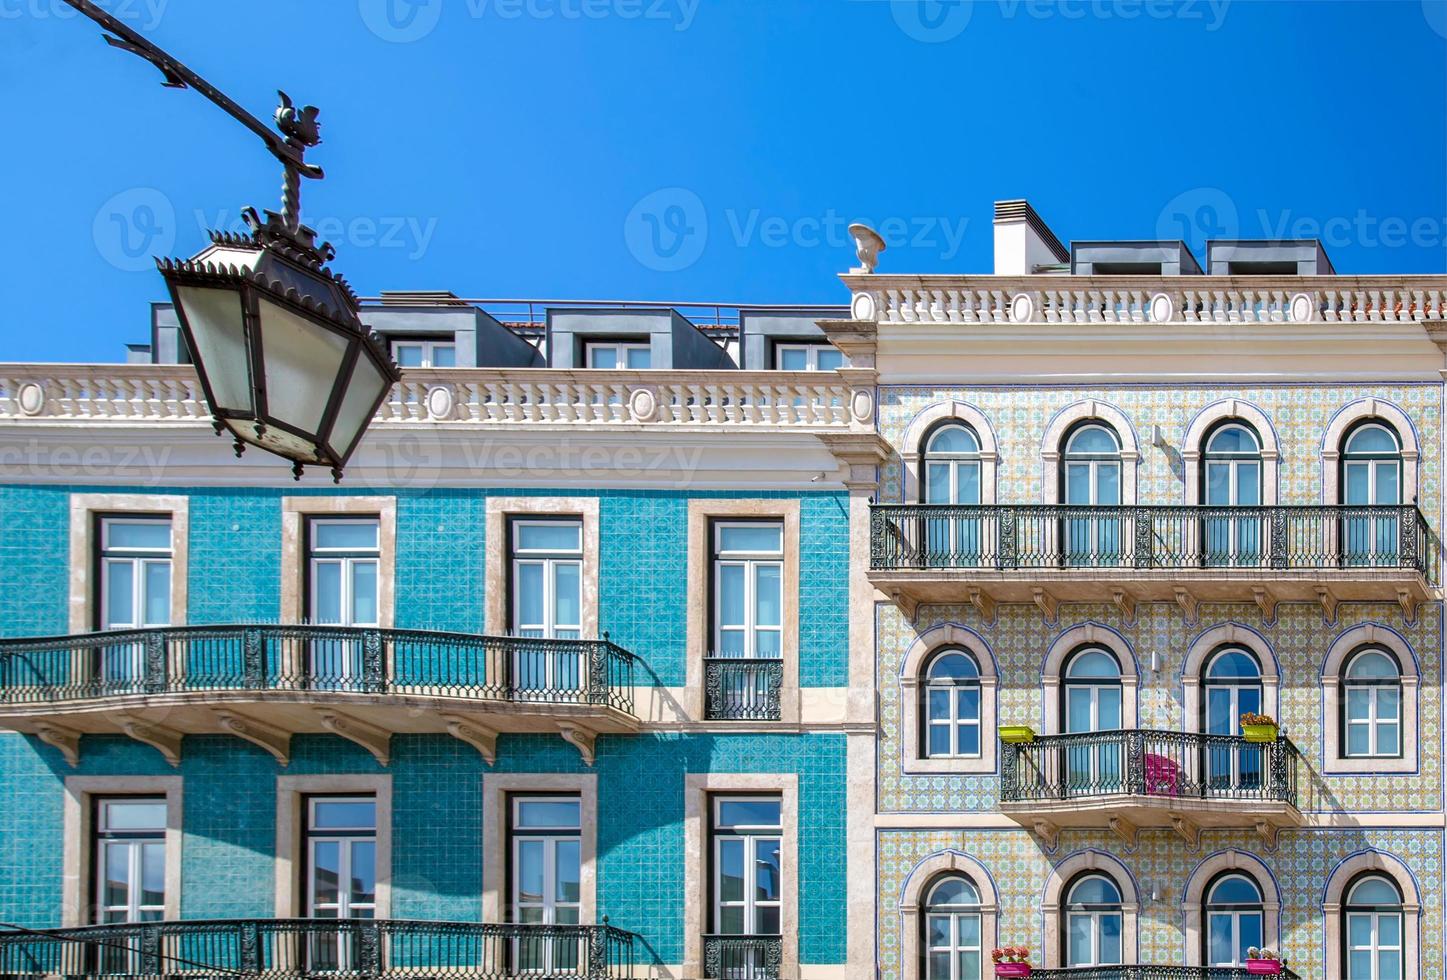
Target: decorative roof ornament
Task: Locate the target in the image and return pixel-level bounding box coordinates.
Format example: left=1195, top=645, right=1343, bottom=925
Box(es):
left=848, top=222, right=886, bottom=274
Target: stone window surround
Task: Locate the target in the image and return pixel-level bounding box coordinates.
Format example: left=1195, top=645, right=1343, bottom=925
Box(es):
left=1181, top=400, right=1281, bottom=505
left=1180, top=623, right=1281, bottom=733
left=1040, top=849, right=1140, bottom=969
left=280, top=497, right=396, bottom=628
left=685, top=500, right=801, bottom=725
left=274, top=774, right=392, bottom=918
left=62, top=775, right=184, bottom=927
left=480, top=773, right=598, bottom=925
left=898, top=400, right=1000, bottom=504
left=898, top=623, right=998, bottom=775
left=1039, top=400, right=1141, bottom=505
left=484, top=497, right=601, bottom=639
left=1320, top=624, right=1419, bottom=775
left=69, top=493, right=190, bottom=634
left=682, top=773, right=800, bottom=980
left=1040, top=623, right=1140, bottom=735
left=1322, top=849, right=1421, bottom=980
left=1182, top=849, right=1281, bottom=966
left=1319, top=398, right=1420, bottom=506
left=897, top=849, right=998, bottom=980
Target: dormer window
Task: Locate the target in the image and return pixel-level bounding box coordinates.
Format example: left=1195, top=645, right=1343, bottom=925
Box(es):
left=586, top=341, right=651, bottom=369
left=391, top=339, right=456, bottom=368
left=774, top=343, right=846, bottom=371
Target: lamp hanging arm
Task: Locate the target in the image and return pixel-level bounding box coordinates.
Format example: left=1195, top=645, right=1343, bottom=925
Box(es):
left=59, top=0, right=323, bottom=232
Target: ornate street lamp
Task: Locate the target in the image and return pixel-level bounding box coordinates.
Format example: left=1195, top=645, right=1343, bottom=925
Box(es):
left=62, top=2, right=399, bottom=481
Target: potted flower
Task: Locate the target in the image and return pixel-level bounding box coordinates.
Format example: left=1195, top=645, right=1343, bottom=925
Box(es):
left=998, top=725, right=1036, bottom=744
left=991, top=946, right=1031, bottom=977
left=1245, top=946, right=1285, bottom=975
left=1240, top=712, right=1279, bottom=743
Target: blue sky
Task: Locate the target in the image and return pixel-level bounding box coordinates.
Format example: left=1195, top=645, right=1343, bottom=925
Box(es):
left=6, top=0, right=1446, bottom=362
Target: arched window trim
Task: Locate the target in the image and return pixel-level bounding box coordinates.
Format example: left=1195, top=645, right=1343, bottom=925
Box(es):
left=1321, top=625, right=1419, bottom=775
left=898, top=851, right=999, bottom=980
left=900, top=402, right=999, bottom=505
left=1201, top=871, right=1266, bottom=968
left=1324, top=853, right=1420, bottom=980
left=1198, top=419, right=1265, bottom=511
left=1040, top=851, right=1139, bottom=969
left=1058, top=420, right=1124, bottom=509
left=1039, top=401, right=1140, bottom=505
left=1182, top=400, right=1281, bottom=506
left=1339, top=645, right=1405, bottom=760
left=1182, top=625, right=1280, bottom=735
left=922, top=420, right=984, bottom=507
left=921, top=648, right=983, bottom=760
left=1041, top=624, right=1139, bottom=735
left=1182, top=850, right=1281, bottom=968
left=920, top=873, right=985, bottom=980
left=1061, top=871, right=1125, bottom=968
left=1320, top=399, right=1420, bottom=507
left=900, top=625, right=999, bottom=776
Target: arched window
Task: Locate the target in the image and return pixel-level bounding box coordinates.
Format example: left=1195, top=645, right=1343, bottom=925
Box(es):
left=1203, top=647, right=1265, bottom=790
left=923, top=875, right=983, bottom=980
left=1342, top=648, right=1403, bottom=759
left=1203, top=423, right=1264, bottom=565
left=1204, top=873, right=1264, bottom=967
left=923, top=649, right=981, bottom=760
left=1062, top=424, right=1123, bottom=565
left=1064, top=874, right=1123, bottom=967
left=1342, top=422, right=1403, bottom=566
left=1063, top=648, right=1123, bottom=792
left=1344, top=874, right=1404, bottom=980
left=923, top=424, right=983, bottom=565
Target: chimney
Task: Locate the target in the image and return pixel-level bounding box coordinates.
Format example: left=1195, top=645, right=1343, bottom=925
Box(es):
left=993, top=199, right=1068, bottom=275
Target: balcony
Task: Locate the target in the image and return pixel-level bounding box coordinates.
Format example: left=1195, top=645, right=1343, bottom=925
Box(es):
left=0, top=625, right=637, bottom=767
left=1029, top=968, right=1301, bottom=979
left=702, top=934, right=782, bottom=979
left=0, top=917, right=638, bottom=979
left=870, top=504, right=1437, bottom=616
left=1000, top=730, right=1302, bottom=847
left=703, top=657, right=784, bottom=721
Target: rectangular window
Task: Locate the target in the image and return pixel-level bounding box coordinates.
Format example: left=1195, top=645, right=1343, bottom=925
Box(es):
left=391, top=339, right=457, bottom=368
left=711, top=795, right=782, bottom=941
left=303, top=795, right=377, bottom=970
left=774, top=343, right=846, bottom=372
left=586, top=341, right=651, bottom=369
left=509, top=794, right=583, bottom=973
left=306, top=519, right=380, bottom=687
left=95, top=517, right=172, bottom=689
left=711, top=522, right=783, bottom=659
left=93, top=797, right=166, bottom=925
left=510, top=519, right=583, bottom=640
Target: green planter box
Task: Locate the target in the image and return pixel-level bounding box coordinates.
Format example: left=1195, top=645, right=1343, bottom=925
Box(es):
left=1242, top=722, right=1278, bottom=743
left=998, top=725, right=1036, bottom=744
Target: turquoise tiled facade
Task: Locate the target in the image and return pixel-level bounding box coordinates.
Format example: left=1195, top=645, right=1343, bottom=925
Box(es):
left=0, top=483, right=853, bottom=975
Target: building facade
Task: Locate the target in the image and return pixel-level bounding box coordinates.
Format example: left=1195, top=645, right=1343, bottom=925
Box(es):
left=1, top=198, right=1445, bottom=980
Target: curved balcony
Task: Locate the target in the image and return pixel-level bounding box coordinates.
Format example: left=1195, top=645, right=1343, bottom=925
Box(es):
left=870, top=504, right=1437, bottom=616
left=1000, top=729, right=1302, bottom=848
left=0, top=625, right=637, bottom=767
left=0, top=917, right=638, bottom=979
left=1029, top=968, right=1301, bottom=979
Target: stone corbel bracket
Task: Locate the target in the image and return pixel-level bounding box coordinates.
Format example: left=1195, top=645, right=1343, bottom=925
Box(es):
left=558, top=722, right=597, bottom=766
left=115, top=713, right=183, bottom=767
left=217, top=710, right=292, bottom=766
left=35, top=721, right=83, bottom=767
left=317, top=710, right=392, bottom=767
left=442, top=714, right=499, bottom=766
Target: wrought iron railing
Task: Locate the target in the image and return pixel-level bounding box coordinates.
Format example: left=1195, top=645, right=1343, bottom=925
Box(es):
left=1029, top=966, right=1300, bottom=979
left=703, top=658, right=784, bottom=721
left=0, top=918, right=637, bottom=979
left=870, top=503, right=1436, bottom=582
left=702, top=934, right=783, bottom=979
left=1001, top=730, right=1300, bottom=808
left=0, top=625, right=635, bottom=715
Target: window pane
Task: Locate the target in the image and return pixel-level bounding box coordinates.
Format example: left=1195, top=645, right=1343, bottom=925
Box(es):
left=755, top=629, right=781, bottom=657
left=516, top=522, right=581, bottom=552
left=554, top=563, right=581, bottom=628
left=925, top=463, right=952, bottom=504
left=718, top=799, right=781, bottom=828
left=1378, top=686, right=1401, bottom=720
left=1208, top=914, right=1233, bottom=965
left=626, top=347, right=652, bottom=369
left=1097, top=689, right=1122, bottom=729
left=719, top=906, right=744, bottom=935
left=1349, top=950, right=1373, bottom=977
left=143, top=562, right=171, bottom=625
left=957, top=723, right=980, bottom=756
left=755, top=839, right=781, bottom=901
left=1377, top=721, right=1400, bottom=756
left=1379, top=950, right=1402, bottom=980
left=1096, top=464, right=1121, bottom=505
left=104, top=844, right=130, bottom=907
left=927, top=915, right=950, bottom=949
left=141, top=842, right=165, bottom=907
left=516, top=840, right=544, bottom=904
left=1377, top=462, right=1401, bottom=504
left=517, top=563, right=544, bottom=627
left=1206, top=463, right=1230, bottom=505
left=778, top=348, right=807, bottom=370
left=555, top=839, right=581, bottom=903
left=516, top=800, right=580, bottom=829
left=313, top=800, right=376, bottom=830
left=1346, top=687, right=1372, bottom=722
left=351, top=562, right=378, bottom=625
left=1065, top=464, right=1091, bottom=505
left=350, top=841, right=376, bottom=903
left=311, top=841, right=340, bottom=906
left=956, top=463, right=980, bottom=504
left=816, top=348, right=845, bottom=371
left=956, top=687, right=979, bottom=722
left=313, top=562, right=342, bottom=623
left=1347, top=722, right=1372, bottom=757
left=928, top=724, right=952, bottom=757
left=1345, top=463, right=1370, bottom=505
left=1237, top=463, right=1261, bottom=504
left=1379, top=913, right=1402, bottom=946
left=105, top=561, right=135, bottom=627
left=1348, top=913, right=1373, bottom=947
left=757, top=905, right=781, bottom=935
left=1100, top=913, right=1122, bottom=963
left=431, top=345, right=457, bottom=368
left=1067, top=914, right=1091, bottom=966
left=105, top=801, right=167, bottom=831
left=1239, top=913, right=1263, bottom=956
left=928, top=952, right=951, bottom=979
left=588, top=347, right=617, bottom=369
left=718, top=839, right=744, bottom=902
left=719, top=565, right=745, bottom=627
left=719, top=525, right=782, bottom=553
left=107, top=522, right=172, bottom=550
left=754, top=565, right=781, bottom=627
left=314, top=522, right=379, bottom=550
left=394, top=344, right=423, bottom=367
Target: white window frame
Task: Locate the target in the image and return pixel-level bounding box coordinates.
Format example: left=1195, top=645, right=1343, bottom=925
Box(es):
left=924, top=652, right=982, bottom=760
left=1064, top=876, right=1124, bottom=968
left=307, top=518, right=381, bottom=629
left=711, top=521, right=784, bottom=660
left=585, top=341, right=651, bottom=370
left=773, top=343, right=847, bottom=372
left=1343, top=650, right=1403, bottom=759
left=304, top=795, right=378, bottom=921
left=510, top=519, right=584, bottom=640
left=391, top=338, right=457, bottom=368
left=508, top=794, right=585, bottom=973
left=711, top=795, right=783, bottom=938
left=923, top=877, right=983, bottom=980
left=98, top=517, right=173, bottom=631
left=1203, top=875, right=1265, bottom=968
left=93, top=797, right=167, bottom=925
left=1345, top=877, right=1405, bottom=980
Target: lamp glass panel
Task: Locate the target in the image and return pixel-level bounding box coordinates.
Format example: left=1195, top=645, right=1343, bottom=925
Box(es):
left=174, top=286, right=251, bottom=413
left=328, top=353, right=389, bottom=461
left=255, top=297, right=350, bottom=435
